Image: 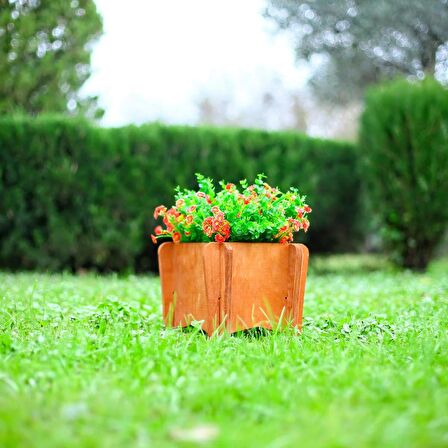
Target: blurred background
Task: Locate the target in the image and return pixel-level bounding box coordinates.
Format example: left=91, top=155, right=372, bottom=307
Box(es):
left=1, top=0, right=447, bottom=272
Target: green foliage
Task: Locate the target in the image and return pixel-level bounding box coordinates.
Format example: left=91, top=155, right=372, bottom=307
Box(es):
left=0, top=256, right=447, bottom=446
left=360, top=78, right=448, bottom=270
left=0, top=0, right=103, bottom=117
left=0, top=115, right=361, bottom=272
left=153, top=173, right=311, bottom=243
left=265, top=0, right=448, bottom=103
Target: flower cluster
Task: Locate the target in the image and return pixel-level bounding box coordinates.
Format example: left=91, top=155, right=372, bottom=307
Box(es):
left=151, top=173, right=311, bottom=244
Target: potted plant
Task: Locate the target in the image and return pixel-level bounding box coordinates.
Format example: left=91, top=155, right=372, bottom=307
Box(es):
left=152, top=174, right=311, bottom=335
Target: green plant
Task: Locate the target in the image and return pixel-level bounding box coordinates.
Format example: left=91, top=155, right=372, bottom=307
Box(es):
left=360, top=78, right=448, bottom=270
left=0, top=116, right=360, bottom=272
left=152, top=173, right=311, bottom=243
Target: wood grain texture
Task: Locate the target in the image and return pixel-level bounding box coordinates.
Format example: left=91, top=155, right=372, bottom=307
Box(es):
left=158, top=242, right=309, bottom=335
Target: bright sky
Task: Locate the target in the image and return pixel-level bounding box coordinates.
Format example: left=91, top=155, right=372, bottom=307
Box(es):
left=82, top=0, right=310, bottom=128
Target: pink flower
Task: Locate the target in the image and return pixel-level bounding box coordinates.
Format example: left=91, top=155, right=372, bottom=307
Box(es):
left=215, top=212, right=225, bottom=222
left=288, top=218, right=301, bottom=232
left=202, top=217, right=213, bottom=237
left=167, top=207, right=180, bottom=217
left=155, top=226, right=163, bottom=235
left=212, top=219, right=221, bottom=232
left=153, top=205, right=167, bottom=219
left=302, top=219, right=310, bottom=232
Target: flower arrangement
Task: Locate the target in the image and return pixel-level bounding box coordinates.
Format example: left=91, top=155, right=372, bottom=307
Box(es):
left=151, top=173, right=311, bottom=244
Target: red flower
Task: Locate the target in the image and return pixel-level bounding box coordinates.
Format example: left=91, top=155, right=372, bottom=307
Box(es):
left=196, top=192, right=206, bottom=198
left=153, top=205, right=167, bottom=219
left=302, top=219, right=310, bottom=232
left=185, top=231, right=191, bottom=236
left=151, top=234, right=157, bottom=244
left=206, top=195, right=212, bottom=204
left=212, top=219, right=220, bottom=232
left=185, top=215, right=194, bottom=225
left=215, top=212, right=225, bottom=222
left=296, top=207, right=304, bottom=218
left=167, top=207, right=180, bottom=217
left=226, top=183, right=235, bottom=191
left=172, top=232, right=181, bottom=243
left=222, top=223, right=230, bottom=239
left=202, top=217, right=213, bottom=237
left=304, top=205, right=312, bottom=213
left=166, top=223, right=174, bottom=232
left=288, top=218, right=301, bottom=232
left=215, top=234, right=225, bottom=243
left=155, top=225, right=163, bottom=235
left=211, top=206, right=220, bottom=215
left=176, top=199, right=185, bottom=208
left=279, top=237, right=288, bottom=244
left=187, top=205, right=197, bottom=213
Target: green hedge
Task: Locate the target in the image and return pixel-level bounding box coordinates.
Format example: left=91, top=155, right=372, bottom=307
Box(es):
left=360, top=78, right=448, bottom=270
left=0, top=116, right=362, bottom=272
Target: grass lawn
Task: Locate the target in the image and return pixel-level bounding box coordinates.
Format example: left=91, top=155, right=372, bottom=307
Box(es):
left=0, top=255, right=447, bottom=448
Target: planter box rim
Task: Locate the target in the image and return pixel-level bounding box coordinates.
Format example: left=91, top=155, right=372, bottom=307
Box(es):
left=158, top=241, right=306, bottom=248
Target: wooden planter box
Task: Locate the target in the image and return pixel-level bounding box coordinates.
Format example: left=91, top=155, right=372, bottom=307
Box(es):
left=158, top=242, right=309, bottom=335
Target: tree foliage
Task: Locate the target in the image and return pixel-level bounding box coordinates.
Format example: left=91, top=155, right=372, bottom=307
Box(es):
left=0, top=0, right=103, bottom=117
left=265, top=0, right=448, bottom=103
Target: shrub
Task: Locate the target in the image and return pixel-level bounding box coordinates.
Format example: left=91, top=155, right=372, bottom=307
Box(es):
left=0, top=116, right=361, bottom=272
left=360, top=78, right=448, bottom=270
left=152, top=173, right=312, bottom=244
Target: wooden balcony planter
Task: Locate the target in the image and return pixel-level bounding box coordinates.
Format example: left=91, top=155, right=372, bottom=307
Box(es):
left=158, top=242, right=309, bottom=335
